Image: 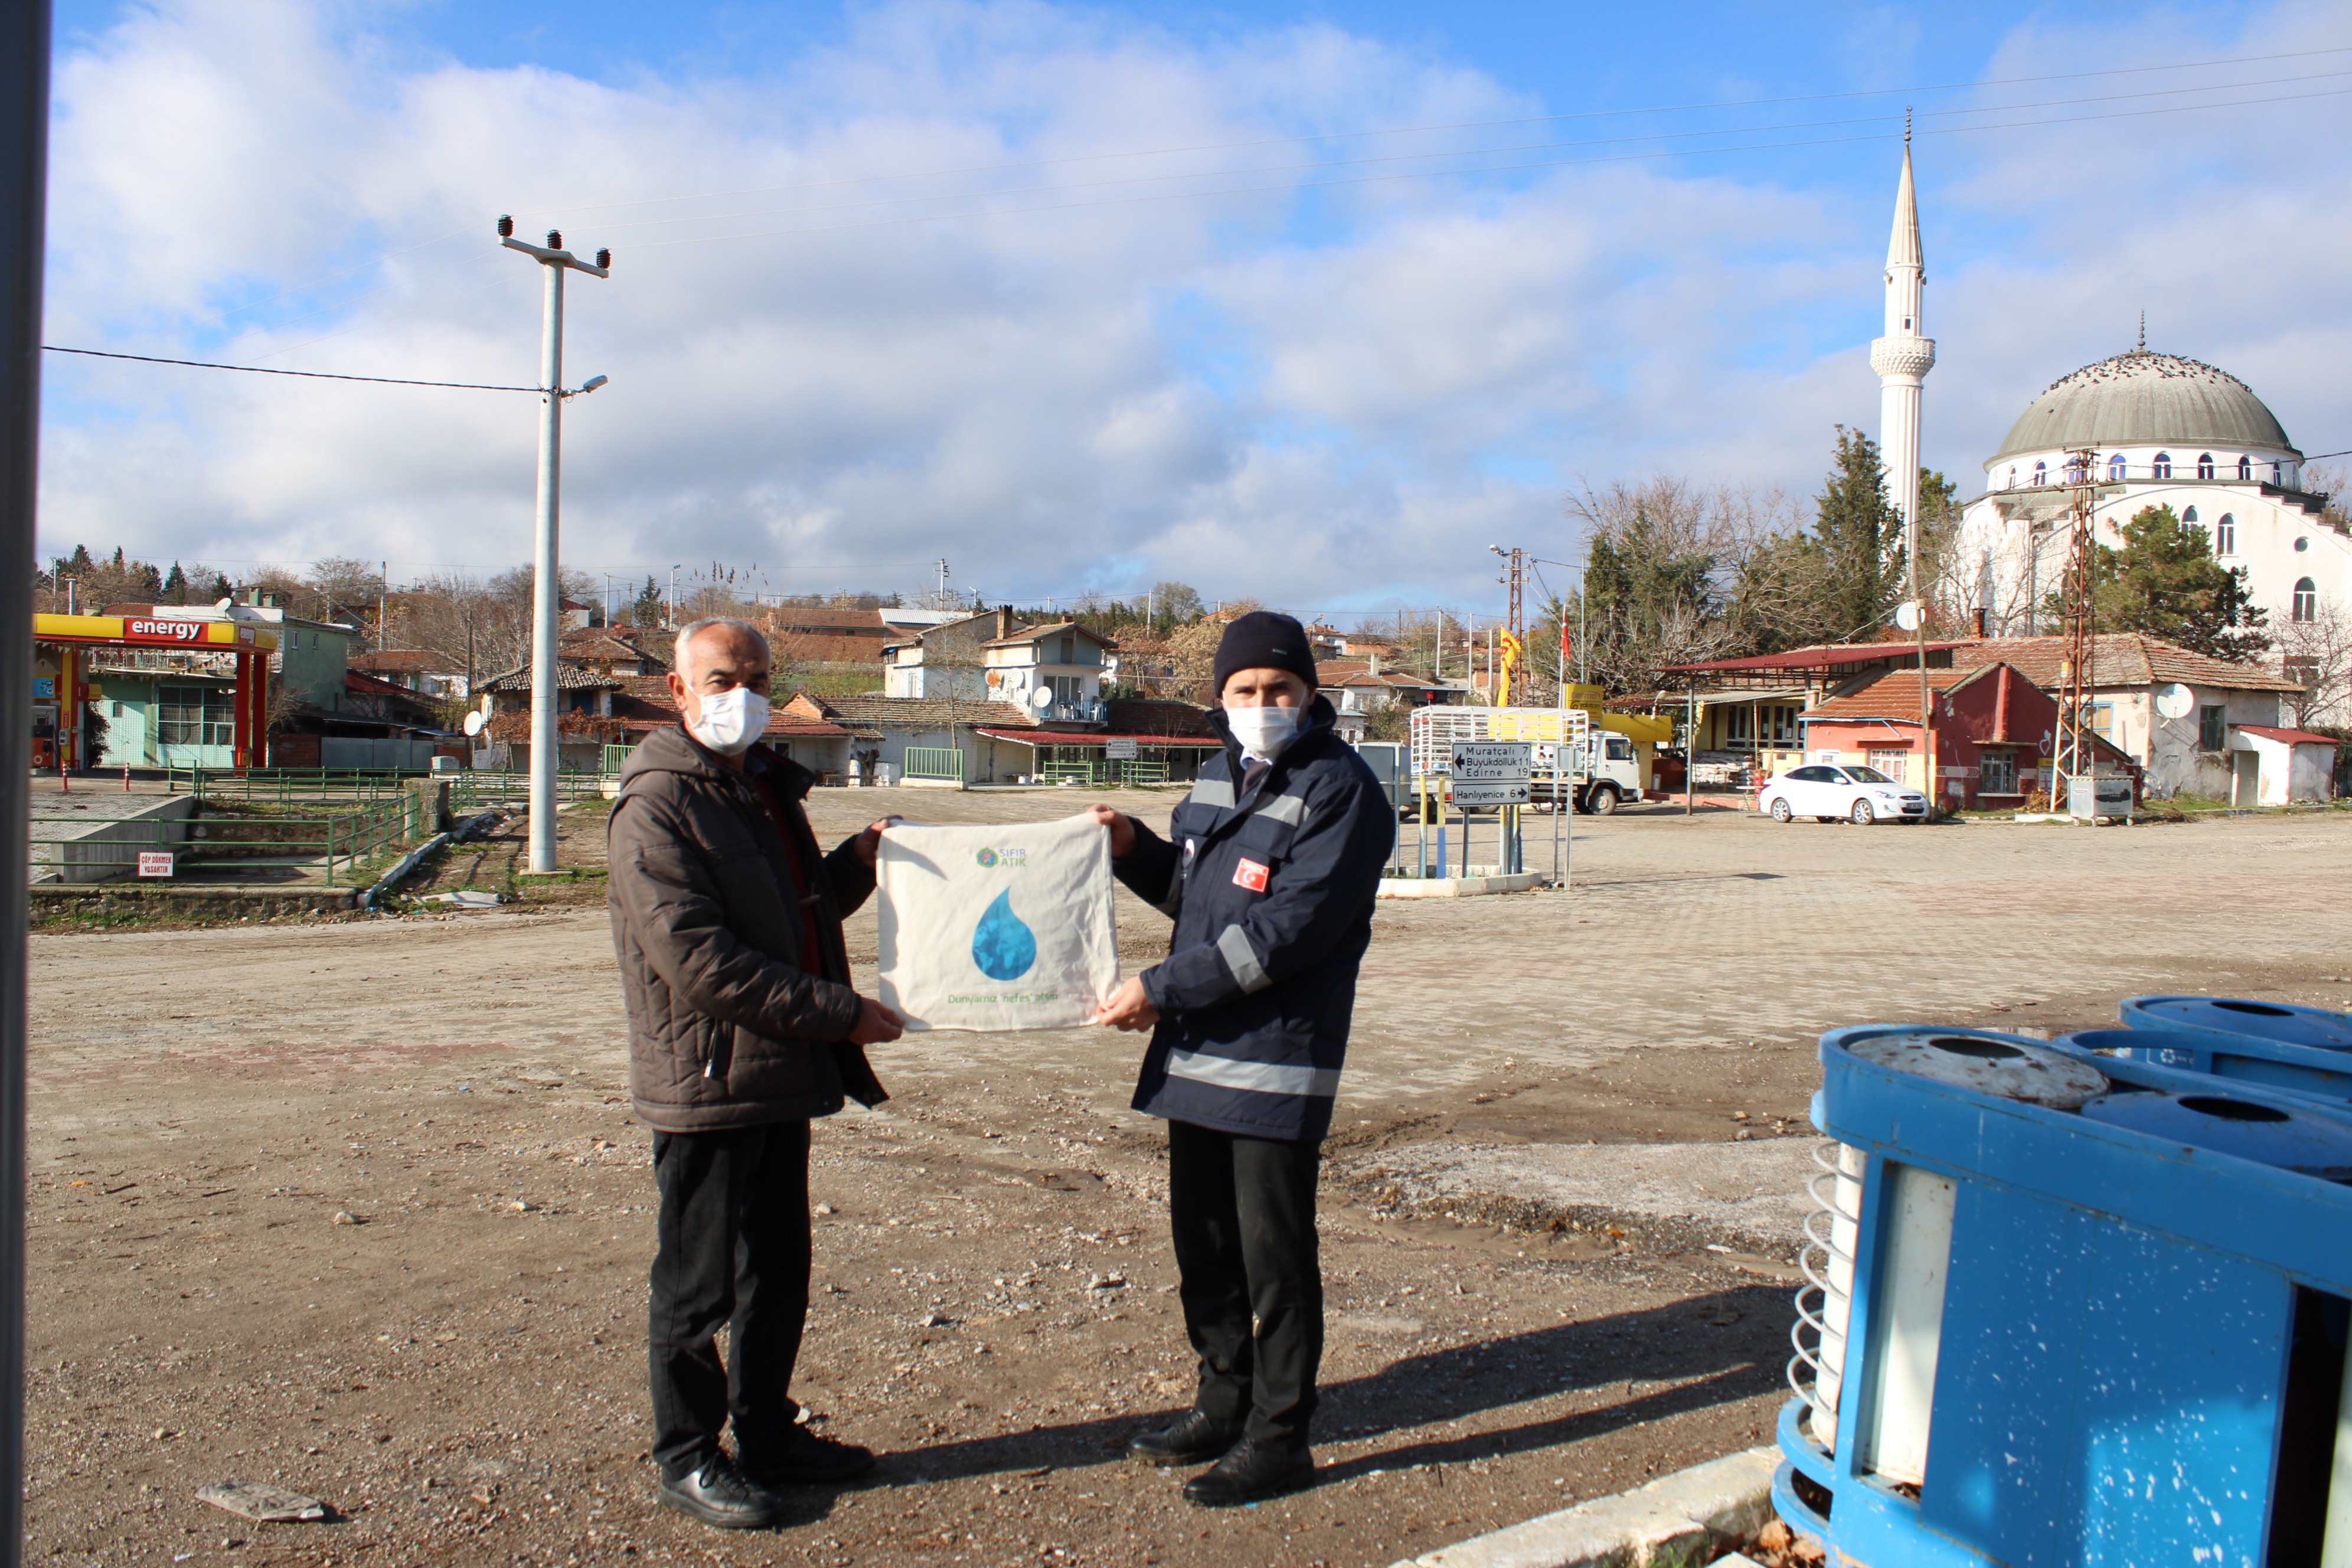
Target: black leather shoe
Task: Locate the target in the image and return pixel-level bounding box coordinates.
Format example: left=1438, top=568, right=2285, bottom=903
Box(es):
left=739, top=1423, right=878, bottom=1488
left=658, top=1456, right=781, bottom=1530
left=1128, top=1409, right=1243, bottom=1468
left=1182, top=1439, right=1315, bottom=1506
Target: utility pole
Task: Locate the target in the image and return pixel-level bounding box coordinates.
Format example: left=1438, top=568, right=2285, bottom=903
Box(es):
left=498, top=216, right=610, bottom=875
left=378, top=560, right=387, bottom=654
left=1, top=6, right=51, bottom=1559
left=936, top=558, right=950, bottom=610
left=668, top=564, right=679, bottom=628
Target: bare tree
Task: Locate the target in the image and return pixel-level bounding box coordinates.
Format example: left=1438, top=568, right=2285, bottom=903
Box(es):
left=2280, top=596, right=2352, bottom=729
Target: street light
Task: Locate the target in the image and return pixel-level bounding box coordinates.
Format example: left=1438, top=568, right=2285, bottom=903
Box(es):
left=498, top=215, right=610, bottom=876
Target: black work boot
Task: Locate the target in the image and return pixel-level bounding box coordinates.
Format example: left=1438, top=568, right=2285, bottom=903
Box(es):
left=1182, top=1438, right=1315, bottom=1506
left=658, top=1455, right=781, bottom=1530
left=739, top=1423, right=878, bottom=1488
left=1127, top=1409, right=1243, bottom=1468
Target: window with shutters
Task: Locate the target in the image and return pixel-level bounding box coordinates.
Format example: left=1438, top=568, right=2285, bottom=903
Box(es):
left=2199, top=704, right=2226, bottom=752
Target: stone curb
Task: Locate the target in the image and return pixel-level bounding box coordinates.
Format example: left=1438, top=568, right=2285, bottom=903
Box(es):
left=1386, top=1445, right=1778, bottom=1568
left=1377, top=871, right=1547, bottom=899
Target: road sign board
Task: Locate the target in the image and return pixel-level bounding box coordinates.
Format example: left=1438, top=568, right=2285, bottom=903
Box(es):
left=1449, top=780, right=1530, bottom=806
left=1105, top=737, right=1138, bottom=760
left=1449, top=741, right=1531, bottom=806
left=136, top=851, right=174, bottom=878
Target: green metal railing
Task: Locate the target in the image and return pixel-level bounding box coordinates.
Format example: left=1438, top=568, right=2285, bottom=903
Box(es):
left=168, top=767, right=409, bottom=804
left=1037, top=757, right=1172, bottom=786
left=602, top=743, right=633, bottom=775
left=450, top=769, right=612, bottom=812
left=30, top=792, right=423, bottom=886
left=903, top=746, right=964, bottom=780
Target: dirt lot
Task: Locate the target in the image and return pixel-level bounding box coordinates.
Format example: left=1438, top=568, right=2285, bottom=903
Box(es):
left=25, top=789, right=2352, bottom=1567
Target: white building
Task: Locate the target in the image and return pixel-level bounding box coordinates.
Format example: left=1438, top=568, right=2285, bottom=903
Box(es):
left=1954, top=345, right=2347, bottom=711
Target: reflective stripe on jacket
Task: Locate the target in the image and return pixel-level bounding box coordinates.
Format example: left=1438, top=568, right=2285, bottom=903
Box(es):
left=1115, top=697, right=1392, bottom=1142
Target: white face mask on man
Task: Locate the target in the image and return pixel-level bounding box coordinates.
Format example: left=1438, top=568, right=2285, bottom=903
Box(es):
left=687, top=685, right=770, bottom=756
left=1224, top=704, right=1303, bottom=759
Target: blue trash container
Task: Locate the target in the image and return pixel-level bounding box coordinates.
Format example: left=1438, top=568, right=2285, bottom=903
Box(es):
left=1776, top=1023, right=2352, bottom=1567
left=2055, top=1024, right=2352, bottom=1107
left=2119, top=993, right=2352, bottom=1051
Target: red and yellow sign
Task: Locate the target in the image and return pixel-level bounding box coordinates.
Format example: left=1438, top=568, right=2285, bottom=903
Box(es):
left=33, top=612, right=277, bottom=652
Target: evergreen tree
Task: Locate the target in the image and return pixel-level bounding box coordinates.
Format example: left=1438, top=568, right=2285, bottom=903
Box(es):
left=1580, top=502, right=1721, bottom=691
left=629, top=574, right=666, bottom=628
left=209, top=573, right=234, bottom=602
left=164, top=561, right=188, bottom=603
left=1810, top=426, right=1903, bottom=638
left=2086, top=504, right=2272, bottom=662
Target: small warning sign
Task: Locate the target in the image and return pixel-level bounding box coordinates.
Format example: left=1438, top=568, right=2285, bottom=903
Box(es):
left=136, top=851, right=174, bottom=878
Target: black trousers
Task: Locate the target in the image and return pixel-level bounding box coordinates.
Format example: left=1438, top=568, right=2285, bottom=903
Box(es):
left=1167, top=1119, right=1324, bottom=1446
left=648, top=1121, right=812, bottom=1481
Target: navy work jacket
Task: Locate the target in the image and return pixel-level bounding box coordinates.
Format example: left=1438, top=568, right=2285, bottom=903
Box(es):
left=1115, top=697, right=1393, bottom=1142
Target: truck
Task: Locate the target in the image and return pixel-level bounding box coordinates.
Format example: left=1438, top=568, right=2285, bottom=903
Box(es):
left=1405, top=705, right=1652, bottom=815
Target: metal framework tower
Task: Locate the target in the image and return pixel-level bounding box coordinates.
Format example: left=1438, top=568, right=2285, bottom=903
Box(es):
left=2052, top=447, right=2099, bottom=808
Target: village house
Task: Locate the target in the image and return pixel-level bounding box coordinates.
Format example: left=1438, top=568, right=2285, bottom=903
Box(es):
left=1805, top=661, right=2138, bottom=811
left=1949, top=633, right=2311, bottom=801
left=349, top=649, right=469, bottom=701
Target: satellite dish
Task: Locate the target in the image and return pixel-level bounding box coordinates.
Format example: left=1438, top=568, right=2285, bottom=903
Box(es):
left=1027, top=687, right=1054, bottom=711
left=2154, top=682, right=2194, bottom=720
left=463, top=710, right=486, bottom=737
left=1894, top=600, right=1922, bottom=632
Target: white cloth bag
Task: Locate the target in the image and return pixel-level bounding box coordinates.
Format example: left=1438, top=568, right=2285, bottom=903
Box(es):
left=876, top=815, right=1119, bottom=1031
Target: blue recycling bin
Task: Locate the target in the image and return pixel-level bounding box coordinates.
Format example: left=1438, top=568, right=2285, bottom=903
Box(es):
left=2056, top=1025, right=2352, bottom=1107
left=2119, top=993, right=2352, bottom=1051
left=1775, top=1023, right=2352, bottom=1566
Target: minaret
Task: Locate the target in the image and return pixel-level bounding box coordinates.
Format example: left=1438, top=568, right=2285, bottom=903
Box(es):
left=1869, top=123, right=1935, bottom=602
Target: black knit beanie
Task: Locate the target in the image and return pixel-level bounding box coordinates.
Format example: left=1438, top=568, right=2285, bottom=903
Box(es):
left=1212, top=611, right=1319, bottom=696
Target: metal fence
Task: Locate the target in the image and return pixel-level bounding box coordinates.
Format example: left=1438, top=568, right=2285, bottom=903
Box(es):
left=1036, top=757, right=1171, bottom=786
left=30, top=791, right=423, bottom=887
left=167, top=767, right=410, bottom=805
left=450, top=769, right=611, bottom=812
left=903, top=746, right=964, bottom=780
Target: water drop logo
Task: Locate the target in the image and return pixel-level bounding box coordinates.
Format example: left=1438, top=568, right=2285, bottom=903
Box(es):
left=971, top=889, right=1038, bottom=981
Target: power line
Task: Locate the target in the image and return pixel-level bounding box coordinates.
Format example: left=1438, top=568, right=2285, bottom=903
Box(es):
left=527, top=44, right=2352, bottom=221
left=40, top=345, right=544, bottom=393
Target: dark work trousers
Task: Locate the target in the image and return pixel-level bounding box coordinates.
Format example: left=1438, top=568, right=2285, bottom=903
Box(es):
left=1166, top=1119, right=1325, bottom=1446
left=649, top=1120, right=813, bottom=1481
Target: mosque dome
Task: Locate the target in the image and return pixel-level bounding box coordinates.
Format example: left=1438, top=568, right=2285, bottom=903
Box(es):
left=1988, top=349, right=2297, bottom=463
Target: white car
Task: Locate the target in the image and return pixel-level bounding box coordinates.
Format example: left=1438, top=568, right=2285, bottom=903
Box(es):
left=1759, top=763, right=1928, bottom=825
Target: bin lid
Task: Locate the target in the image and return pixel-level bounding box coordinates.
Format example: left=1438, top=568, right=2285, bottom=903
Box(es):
left=1844, top=1028, right=2111, bottom=1109
left=2078, top=1090, right=2352, bottom=1178
left=2121, top=995, right=2352, bottom=1050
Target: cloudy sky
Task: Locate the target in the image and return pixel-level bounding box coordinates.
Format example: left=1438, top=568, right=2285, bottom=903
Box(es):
left=35, top=0, right=2352, bottom=619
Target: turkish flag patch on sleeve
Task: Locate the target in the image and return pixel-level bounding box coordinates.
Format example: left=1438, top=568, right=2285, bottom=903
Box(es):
left=1232, top=857, right=1270, bottom=893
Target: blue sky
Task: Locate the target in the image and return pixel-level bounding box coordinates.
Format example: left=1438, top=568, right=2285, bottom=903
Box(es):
left=38, top=0, right=2352, bottom=618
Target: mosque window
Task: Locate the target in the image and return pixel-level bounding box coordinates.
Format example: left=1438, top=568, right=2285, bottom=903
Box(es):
left=2273, top=460, right=2283, bottom=484
left=2216, top=514, right=2236, bottom=555
left=2152, top=453, right=2171, bottom=479
left=2238, top=456, right=2253, bottom=480
left=2293, top=578, right=2317, bottom=622
left=2183, top=505, right=2198, bottom=524
left=2033, top=460, right=2048, bottom=486
left=2108, top=453, right=2128, bottom=482
left=2007, top=465, right=2017, bottom=489
left=2197, top=453, right=2215, bottom=479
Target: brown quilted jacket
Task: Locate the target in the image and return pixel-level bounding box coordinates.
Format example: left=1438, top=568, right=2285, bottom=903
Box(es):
left=607, top=725, right=886, bottom=1131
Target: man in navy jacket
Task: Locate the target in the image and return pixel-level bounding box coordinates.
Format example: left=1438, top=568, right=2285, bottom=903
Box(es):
left=1090, top=611, right=1393, bottom=1505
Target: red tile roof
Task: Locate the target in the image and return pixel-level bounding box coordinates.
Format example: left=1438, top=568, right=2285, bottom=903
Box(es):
left=2233, top=724, right=2342, bottom=747
left=1951, top=633, right=2304, bottom=693
left=1808, top=665, right=1994, bottom=720
left=1661, top=641, right=1972, bottom=674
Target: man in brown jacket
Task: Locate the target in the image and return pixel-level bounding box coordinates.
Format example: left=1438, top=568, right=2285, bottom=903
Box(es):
left=608, top=616, right=904, bottom=1530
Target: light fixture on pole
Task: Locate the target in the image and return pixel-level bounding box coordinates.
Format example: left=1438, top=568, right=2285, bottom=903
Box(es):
left=497, top=214, right=610, bottom=876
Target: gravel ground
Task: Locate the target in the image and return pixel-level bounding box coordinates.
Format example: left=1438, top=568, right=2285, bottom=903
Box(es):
left=25, top=790, right=2352, bottom=1567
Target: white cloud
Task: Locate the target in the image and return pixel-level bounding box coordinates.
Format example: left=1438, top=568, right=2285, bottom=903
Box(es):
left=35, top=0, right=2352, bottom=615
